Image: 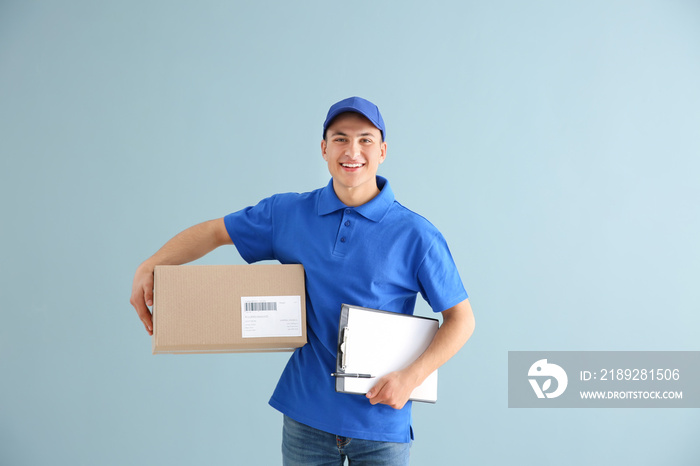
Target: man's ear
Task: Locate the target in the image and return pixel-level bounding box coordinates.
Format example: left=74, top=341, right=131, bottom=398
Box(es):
left=321, top=139, right=328, bottom=161
left=379, top=141, right=387, bottom=164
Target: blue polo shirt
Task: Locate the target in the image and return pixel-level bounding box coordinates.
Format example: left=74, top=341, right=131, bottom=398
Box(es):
left=224, top=176, right=467, bottom=443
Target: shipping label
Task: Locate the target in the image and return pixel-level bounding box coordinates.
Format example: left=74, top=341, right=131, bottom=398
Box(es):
left=241, top=295, right=302, bottom=338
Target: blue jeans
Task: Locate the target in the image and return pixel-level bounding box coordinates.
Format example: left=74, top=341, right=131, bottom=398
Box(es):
left=282, top=415, right=411, bottom=465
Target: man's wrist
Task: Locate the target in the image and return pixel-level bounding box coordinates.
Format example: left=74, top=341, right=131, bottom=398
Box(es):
left=402, top=364, right=427, bottom=389
left=138, top=259, right=156, bottom=275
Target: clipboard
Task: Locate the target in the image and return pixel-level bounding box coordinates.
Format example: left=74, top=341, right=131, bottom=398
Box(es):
left=334, top=304, right=440, bottom=403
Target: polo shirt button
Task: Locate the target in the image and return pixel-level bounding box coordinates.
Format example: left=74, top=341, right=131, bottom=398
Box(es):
left=340, top=237, right=346, bottom=243
left=345, top=221, right=351, bottom=227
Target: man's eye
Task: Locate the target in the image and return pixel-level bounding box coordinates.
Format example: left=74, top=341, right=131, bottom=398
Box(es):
left=334, top=138, right=346, bottom=143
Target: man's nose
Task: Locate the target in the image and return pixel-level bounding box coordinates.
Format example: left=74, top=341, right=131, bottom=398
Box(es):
left=346, top=140, right=361, bottom=159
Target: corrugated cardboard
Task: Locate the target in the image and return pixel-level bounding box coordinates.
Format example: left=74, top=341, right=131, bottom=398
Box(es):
left=152, top=264, right=307, bottom=354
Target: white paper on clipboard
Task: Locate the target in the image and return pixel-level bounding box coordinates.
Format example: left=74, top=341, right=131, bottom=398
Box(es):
left=335, top=304, right=439, bottom=403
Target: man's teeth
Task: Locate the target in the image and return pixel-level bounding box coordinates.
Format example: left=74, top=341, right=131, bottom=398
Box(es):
left=342, top=163, right=363, bottom=168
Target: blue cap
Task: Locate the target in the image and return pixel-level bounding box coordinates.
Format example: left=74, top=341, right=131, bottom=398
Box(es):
left=323, top=96, right=385, bottom=140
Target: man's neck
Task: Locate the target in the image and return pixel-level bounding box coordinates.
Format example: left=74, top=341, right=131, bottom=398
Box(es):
left=332, top=179, right=381, bottom=207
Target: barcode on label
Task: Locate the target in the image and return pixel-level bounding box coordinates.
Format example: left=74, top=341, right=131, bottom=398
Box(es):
left=244, top=301, right=278, bottom=312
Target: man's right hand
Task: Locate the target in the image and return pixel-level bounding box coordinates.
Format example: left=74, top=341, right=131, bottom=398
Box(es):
left=128, top=218, right=233, bottom=336
left=130, top=262, right=156, bottom=335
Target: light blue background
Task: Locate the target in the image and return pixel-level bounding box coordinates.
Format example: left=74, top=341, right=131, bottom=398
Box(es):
left=1, top=1, right=699, bottom=464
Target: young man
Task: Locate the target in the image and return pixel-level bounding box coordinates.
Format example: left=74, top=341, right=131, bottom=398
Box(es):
left=130, top=97, right=475, bottom=465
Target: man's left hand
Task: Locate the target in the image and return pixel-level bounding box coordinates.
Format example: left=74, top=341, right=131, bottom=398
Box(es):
left=366, top=370, right=418, bottom=410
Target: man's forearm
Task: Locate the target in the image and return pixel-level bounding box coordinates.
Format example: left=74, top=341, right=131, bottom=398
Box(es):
left=405, top=299, right=475, bottom=386
left=140, top=218, right=232, bottom=270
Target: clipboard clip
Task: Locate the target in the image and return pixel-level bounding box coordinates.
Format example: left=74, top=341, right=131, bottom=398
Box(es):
left=334, top=327, right=374, bottom=378
left=339, top=326, right=349, bottom=371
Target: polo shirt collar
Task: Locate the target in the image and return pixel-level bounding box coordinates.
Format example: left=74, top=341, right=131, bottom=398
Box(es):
left=318, top=176, right=395, bottom=222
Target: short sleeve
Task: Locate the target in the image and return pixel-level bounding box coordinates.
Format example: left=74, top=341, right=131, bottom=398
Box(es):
left=224, top=195, right=277, bottom=263
left=416, top=234, right=468, bottom=313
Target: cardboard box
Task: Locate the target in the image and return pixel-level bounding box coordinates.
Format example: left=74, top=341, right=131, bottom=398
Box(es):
left=152, top=264, right=307, bottom=354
